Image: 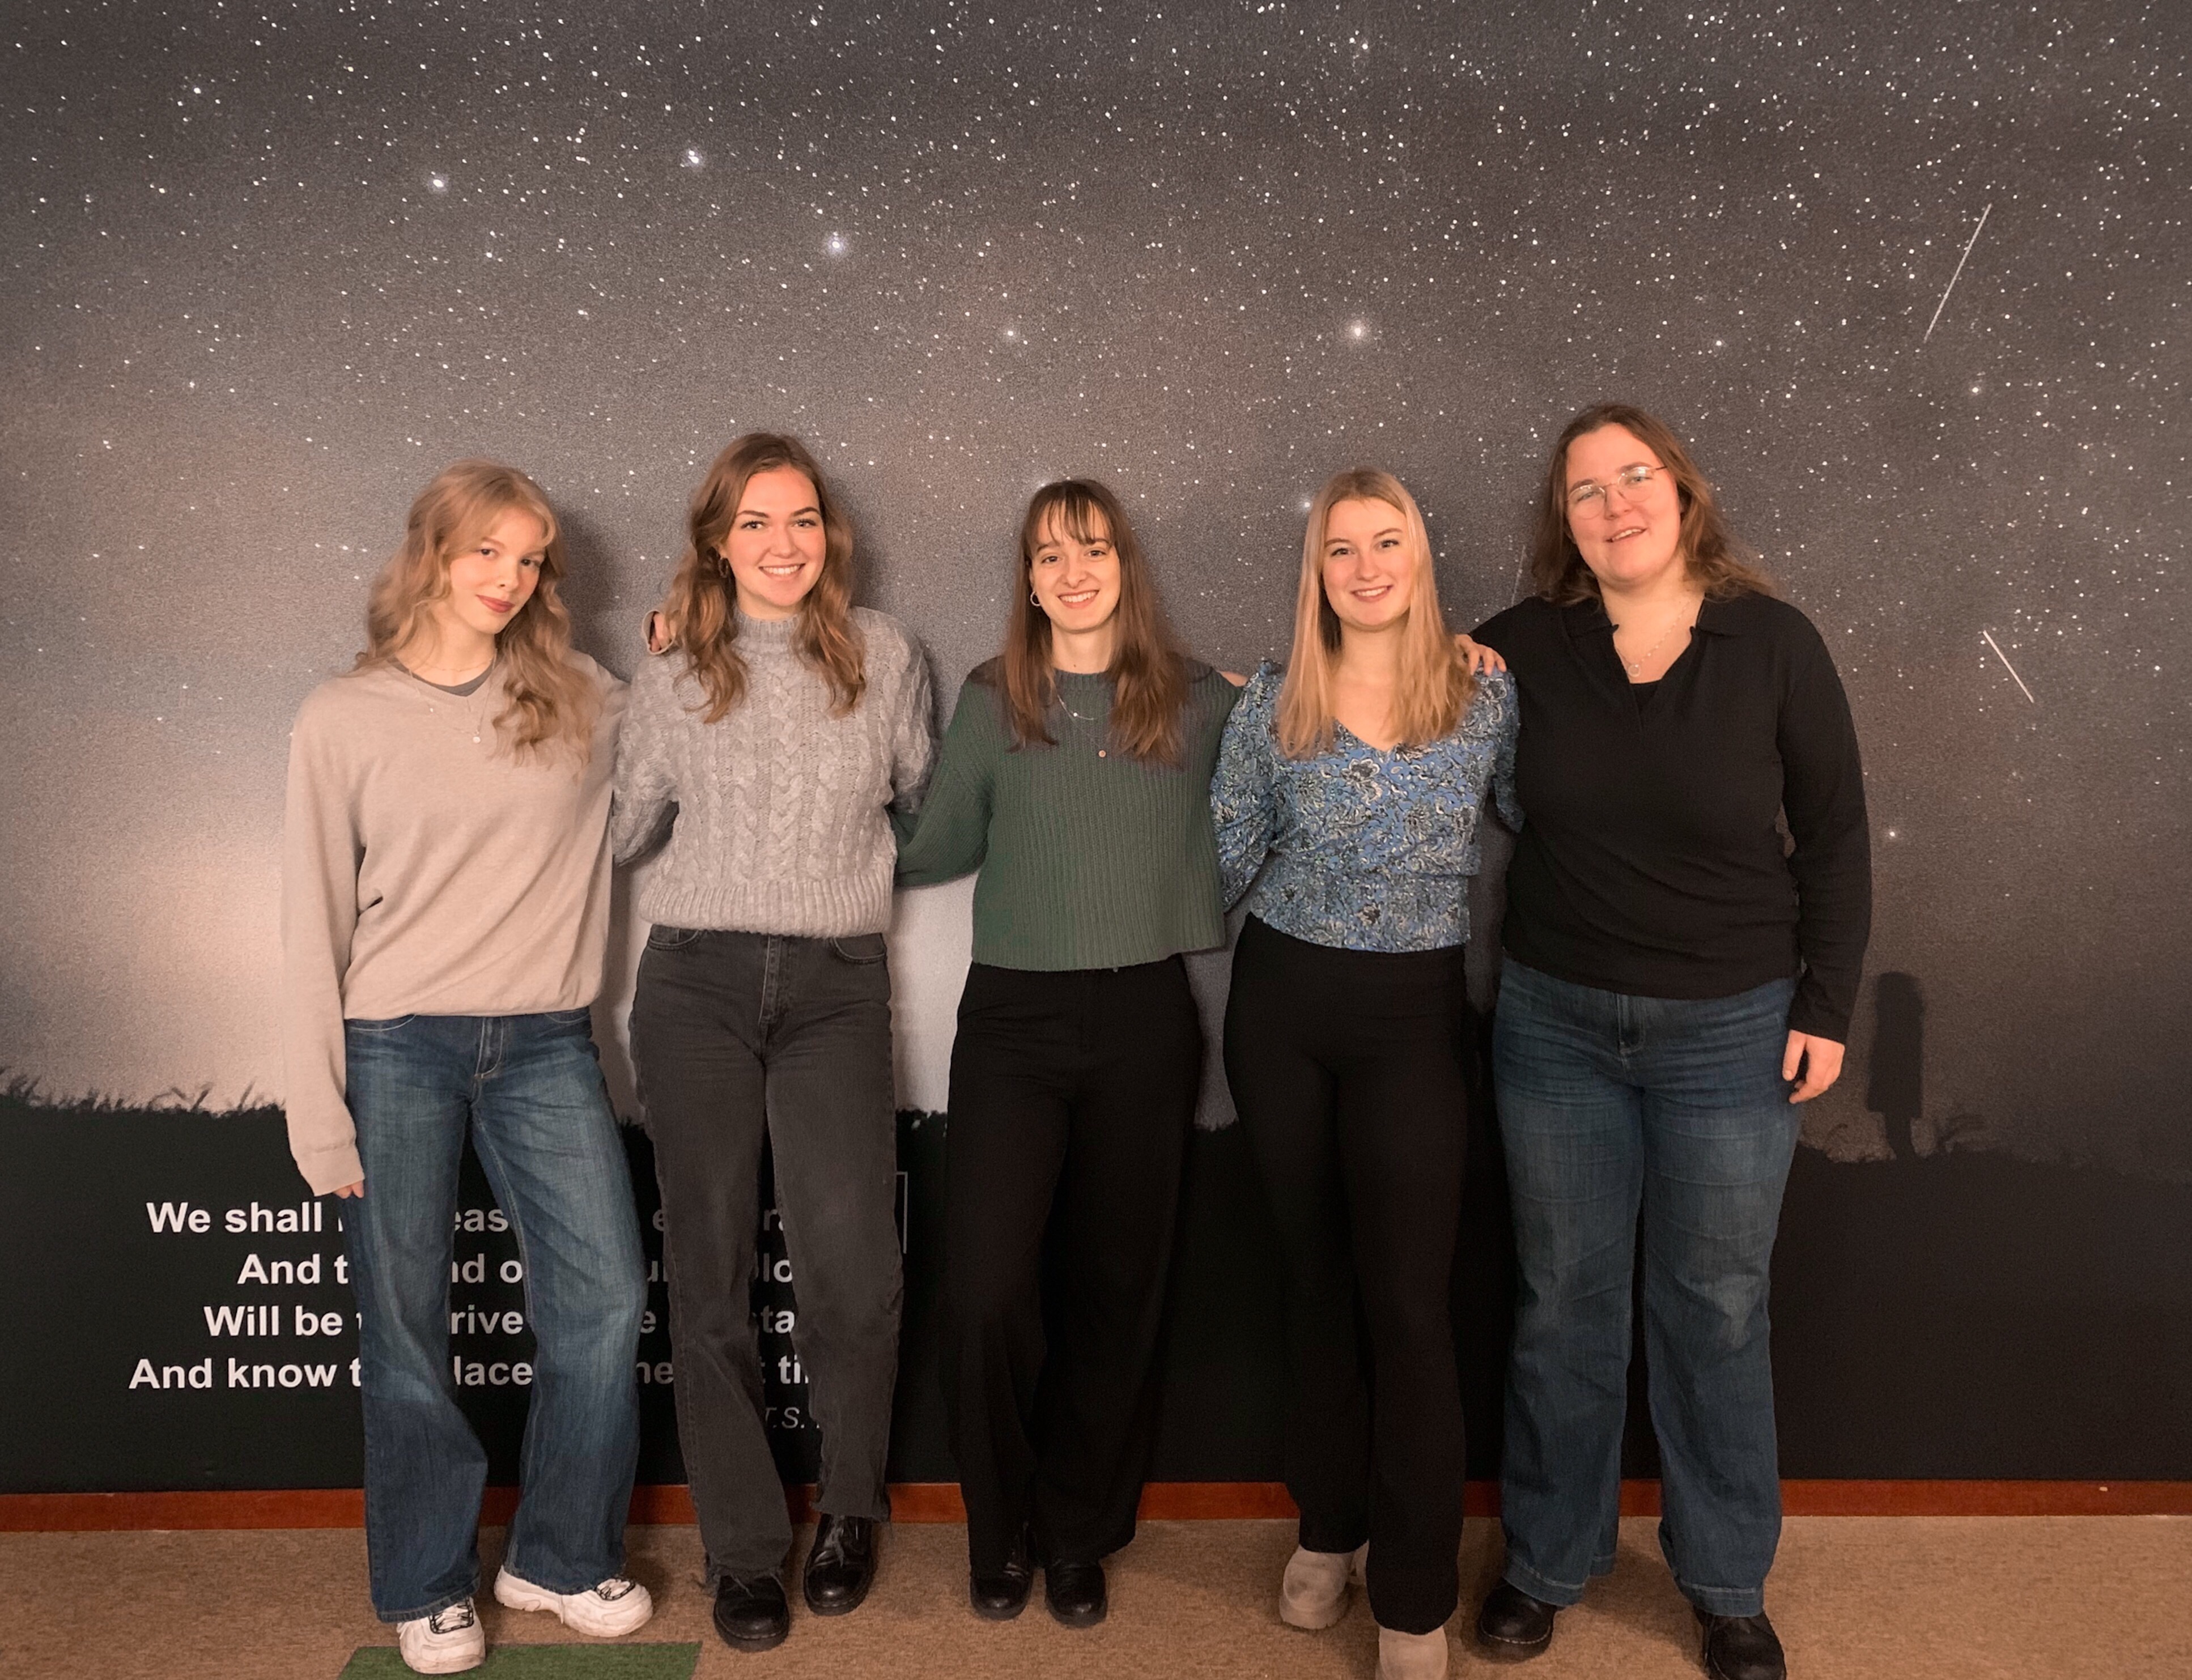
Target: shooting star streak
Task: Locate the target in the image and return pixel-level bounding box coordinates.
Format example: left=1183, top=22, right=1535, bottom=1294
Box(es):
left=1981, top=629, right=2036, bottom=704
left=1924, top=203, right=1992, bottom=344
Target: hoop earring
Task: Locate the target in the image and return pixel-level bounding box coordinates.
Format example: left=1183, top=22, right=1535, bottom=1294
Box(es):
left=1030, top=590, right=1040, bottom=607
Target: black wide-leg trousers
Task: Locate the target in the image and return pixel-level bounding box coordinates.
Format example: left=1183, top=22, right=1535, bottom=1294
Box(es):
left=1223, top=915, right=1472, bottom=1635
left=940, top=957, right=1203, bottom=1574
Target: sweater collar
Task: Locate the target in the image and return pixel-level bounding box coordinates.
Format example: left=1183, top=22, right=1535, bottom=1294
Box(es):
left=735, top=608, right=800, bottom=650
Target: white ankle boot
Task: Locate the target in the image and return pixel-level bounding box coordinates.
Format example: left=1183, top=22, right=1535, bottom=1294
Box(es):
left=1278, top=1542, right=1367, bottom=1630
left=1377, top=1624, right=1450, bottom=1680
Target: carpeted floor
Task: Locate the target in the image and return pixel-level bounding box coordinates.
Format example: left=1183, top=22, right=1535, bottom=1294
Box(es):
left=3, top=1516, right=2187, bottom=1679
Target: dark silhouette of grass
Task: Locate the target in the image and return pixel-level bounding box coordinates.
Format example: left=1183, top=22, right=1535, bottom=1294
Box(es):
left=1, top=1071, right=283, bottom=1120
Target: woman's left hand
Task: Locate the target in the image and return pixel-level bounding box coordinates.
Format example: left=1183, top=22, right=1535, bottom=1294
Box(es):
left=1454, top=633, right=1507, bottom=675
left=1782, top=1031, right=1845, bottom=1101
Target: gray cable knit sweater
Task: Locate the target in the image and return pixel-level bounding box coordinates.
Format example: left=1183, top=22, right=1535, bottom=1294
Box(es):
left=610, top=607, right=934, bottom=936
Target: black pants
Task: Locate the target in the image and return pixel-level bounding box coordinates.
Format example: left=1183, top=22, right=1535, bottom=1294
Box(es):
left=1223, top=915, right=1472, bottom=1635
left=940, top=958, right=1203, bottom=1573
left=630, top=927, right=903, bottom=1582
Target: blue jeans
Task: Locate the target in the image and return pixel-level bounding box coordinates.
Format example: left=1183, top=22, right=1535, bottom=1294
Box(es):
left=1492, top=962, right=1799, bottom=1619
left=341, top=1010, right=648, bottom=1623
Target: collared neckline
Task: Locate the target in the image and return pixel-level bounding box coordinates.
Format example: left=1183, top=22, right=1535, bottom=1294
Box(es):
left=1558, top=590, right=1757, bottom=639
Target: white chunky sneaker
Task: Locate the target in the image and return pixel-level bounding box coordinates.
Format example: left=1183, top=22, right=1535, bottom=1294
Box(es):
left=494, top=1566, right=655, bottom=1637
left=396, top=1597, right=485, bottom=1674
left=1278, top=1542, right=1368, bottom=1630
left=1377, top=1623, right=1451, bottom=1680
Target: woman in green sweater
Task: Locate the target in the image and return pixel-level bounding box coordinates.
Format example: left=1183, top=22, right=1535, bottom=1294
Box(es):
left=896, top=479, right=1241, bottom=1628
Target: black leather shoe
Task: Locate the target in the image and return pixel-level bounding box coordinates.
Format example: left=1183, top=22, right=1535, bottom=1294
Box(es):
left=802, top=1514, right=878, bottom=1616
left=1044, top=1559, right=1107, bottom=1628
left=968, top=1554, right=1033, bottom=1621
left=1476, top=1580, right=1558, bottom=1660
left=712, top=1572, right=790, bottom=1652
left=1697, top=1607, right=1786, bottom=1680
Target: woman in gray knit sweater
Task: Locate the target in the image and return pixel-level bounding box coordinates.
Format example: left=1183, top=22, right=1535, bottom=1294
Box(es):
left=610, top=433, right=933, bottom=1654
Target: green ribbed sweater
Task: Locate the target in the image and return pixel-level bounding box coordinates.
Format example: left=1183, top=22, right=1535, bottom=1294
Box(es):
left=895, top=658, right=1241, bottom=971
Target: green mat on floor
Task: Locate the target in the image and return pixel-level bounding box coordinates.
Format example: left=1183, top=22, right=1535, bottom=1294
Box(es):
left=339, top=1645, right=699, bottom=1678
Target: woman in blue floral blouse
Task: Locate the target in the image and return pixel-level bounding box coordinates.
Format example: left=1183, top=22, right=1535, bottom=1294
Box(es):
left=1212, top=466, right=1518, bottom=1680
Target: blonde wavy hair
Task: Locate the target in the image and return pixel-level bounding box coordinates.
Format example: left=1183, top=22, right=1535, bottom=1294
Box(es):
left=1276, top=467, right=1475, bottom=759
left=659, top=433, right=866, bottom=722
left=360, top=459, right=598, bottom=762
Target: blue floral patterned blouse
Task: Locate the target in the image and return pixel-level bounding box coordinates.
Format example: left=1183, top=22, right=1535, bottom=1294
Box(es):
left=1211, top=663, right=1522, bottom=952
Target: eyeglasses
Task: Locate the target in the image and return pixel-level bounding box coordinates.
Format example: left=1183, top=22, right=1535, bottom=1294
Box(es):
left=1566, top=462, right=1671, bottom=516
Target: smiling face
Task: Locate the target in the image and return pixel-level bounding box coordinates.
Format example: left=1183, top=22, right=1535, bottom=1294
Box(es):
left=1562, top=423, right=1688, bottom=593
left=1029, top=506, right=1122, bottom=636
left=435, top=507, right=546, bottom=641
left=1319, top=496, right=1417, bottom=634
left=721, top=464, right=827, bottom=619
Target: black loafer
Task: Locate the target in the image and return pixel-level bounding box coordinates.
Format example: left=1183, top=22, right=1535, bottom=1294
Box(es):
left=1697, top=1608, right=1786, bottom=1680
left=712, top=1572, right=790, bottom=1652
left=1476, top=1580, right=1558, bottom=1660
left=802, top=1513, right=878, bottom=1616
left=968, top=1555, right=1033, bottom=1621
left=1044, top=1559, right=1107, bottom=1628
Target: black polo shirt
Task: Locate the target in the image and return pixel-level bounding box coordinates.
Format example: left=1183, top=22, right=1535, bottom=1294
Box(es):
left=1473, top=590, right=1871, bottom=1041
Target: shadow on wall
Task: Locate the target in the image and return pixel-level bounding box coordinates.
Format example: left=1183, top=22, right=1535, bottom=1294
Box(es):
left=1864, top=972, right=1992, bottom=1162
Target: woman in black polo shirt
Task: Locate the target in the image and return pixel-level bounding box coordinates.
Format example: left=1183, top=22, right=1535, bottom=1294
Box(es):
left=1471, top=404, right=1870, bottom=1680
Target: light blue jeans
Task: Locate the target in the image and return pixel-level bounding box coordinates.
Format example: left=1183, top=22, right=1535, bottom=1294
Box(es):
left=1493, top=962, right=1800, bottom=1619
left=341, top=1010, right=648, bottom=1623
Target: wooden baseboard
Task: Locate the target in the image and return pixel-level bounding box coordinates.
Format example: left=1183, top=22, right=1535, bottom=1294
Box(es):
left=5, top=1480, right=2189, bottom=1532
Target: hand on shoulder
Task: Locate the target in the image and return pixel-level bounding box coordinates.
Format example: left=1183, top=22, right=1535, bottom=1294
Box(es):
left=1452, top=632, right=1507, bottom=675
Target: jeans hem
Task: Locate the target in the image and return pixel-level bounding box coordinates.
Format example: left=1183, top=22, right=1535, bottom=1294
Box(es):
left=1680, top=1582, right=1768, bottom=1619
left=498, top=1554, right=621, bottom=1598
left=1499, top=1556, right=1590, bottom=1610
left=376, top=1579, right=480, bottom=1626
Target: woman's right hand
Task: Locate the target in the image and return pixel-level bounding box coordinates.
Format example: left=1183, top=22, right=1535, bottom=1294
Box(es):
left=645, top=610, right=675, bottom=655
left=333, top=1180, right=364, bottom=1198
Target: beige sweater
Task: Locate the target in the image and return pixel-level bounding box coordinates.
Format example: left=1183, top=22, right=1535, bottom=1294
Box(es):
left=281, top=654, right=627, bottom=1194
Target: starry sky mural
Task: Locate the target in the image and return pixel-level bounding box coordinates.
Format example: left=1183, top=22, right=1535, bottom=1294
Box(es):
left=0, top=1, right=2183, bottom=1176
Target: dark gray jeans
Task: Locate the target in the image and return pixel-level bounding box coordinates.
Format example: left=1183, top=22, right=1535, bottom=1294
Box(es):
left=630, top=926, right=903, bottom=1581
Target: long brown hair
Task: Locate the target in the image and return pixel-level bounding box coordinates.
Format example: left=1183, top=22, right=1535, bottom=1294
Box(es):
left=659, top=433, right=866, bottom=721
left=998, top=479, right=1189, bottom=765
left=1529, top=402, right=1775, bottom=604
left=1276, top=467, right=1475, bottom=759
left=360, top=458, right=598, bottom=762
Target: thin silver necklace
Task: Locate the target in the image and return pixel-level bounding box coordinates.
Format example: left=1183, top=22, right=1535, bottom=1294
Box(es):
left=399, top=659, right=495, bottom=746
left=1055, top=680, right=1108, bottom=756
left=1615, top=609, right=1698, bottom=677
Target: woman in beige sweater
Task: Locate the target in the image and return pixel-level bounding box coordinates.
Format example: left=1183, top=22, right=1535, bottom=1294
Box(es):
left=281, top=460, right=651, bottom=1675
